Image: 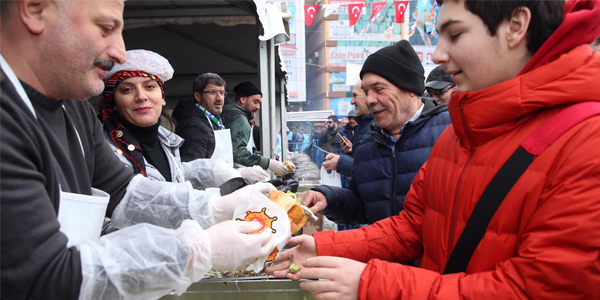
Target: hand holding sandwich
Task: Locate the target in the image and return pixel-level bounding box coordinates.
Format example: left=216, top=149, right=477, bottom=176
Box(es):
left=212, top=182, right=276, bottom=223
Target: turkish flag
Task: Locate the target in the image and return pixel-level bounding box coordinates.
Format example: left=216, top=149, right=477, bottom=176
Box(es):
left=370, top=2, right=387, bottom=20
left=394, top=1, right=409, bottom=23
left=348, top=3, right=364, bottom=26
left=305, top=5, right=319, bottom=26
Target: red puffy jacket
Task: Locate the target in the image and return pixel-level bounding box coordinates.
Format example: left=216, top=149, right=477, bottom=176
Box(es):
left=314, top=45, right=600, bottom=299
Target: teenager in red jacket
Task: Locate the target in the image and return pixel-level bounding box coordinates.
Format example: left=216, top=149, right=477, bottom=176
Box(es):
left=267, top=0, right=600, bottom=299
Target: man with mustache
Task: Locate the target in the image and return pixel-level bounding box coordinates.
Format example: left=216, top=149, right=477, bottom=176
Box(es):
left=303, top=41, right=451, bottom=226
left=0, top=1, right=275, bottom=299
left=221, top=81, right=288, bottom=174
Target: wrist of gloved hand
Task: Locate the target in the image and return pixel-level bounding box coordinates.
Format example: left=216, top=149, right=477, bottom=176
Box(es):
left=238, top=166, right=269, bottom=181
left=189, top=188, right=220, bottom=228
left=177, top=220, right=213, bottom=281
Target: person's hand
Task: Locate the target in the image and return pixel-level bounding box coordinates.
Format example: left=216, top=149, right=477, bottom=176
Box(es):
left=238, top=166, right=269, bottom=181
left=265, top=235, right=317, bottom=279
left=322, top=153, right=339, bottom=171
left=206, top=220, right=274, bottom=271
left=268, top=159, right=289, bottom=175
left=340, top=136, right=353, bottom=154
left=295, top=256, right=366, bottom=300
left=211, top=182, right=276, bottom=223
left=301, top=190, right=327, bottom=214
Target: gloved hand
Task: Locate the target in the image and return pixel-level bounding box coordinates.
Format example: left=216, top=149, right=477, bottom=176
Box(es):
left=238, top=166, right=269, bottom=181
left=207, top=220, right=274, bottom=271
left=211, top=182, right=277, bottom=223
left=268, top=159, right=289, bottom=175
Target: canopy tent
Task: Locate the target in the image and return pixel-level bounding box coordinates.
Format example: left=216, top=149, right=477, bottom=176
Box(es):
left=116, top=0, right=291, bottom=161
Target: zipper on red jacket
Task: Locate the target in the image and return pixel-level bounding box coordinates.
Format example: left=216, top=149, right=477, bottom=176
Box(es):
left=446, top=98, right=476, bottom=263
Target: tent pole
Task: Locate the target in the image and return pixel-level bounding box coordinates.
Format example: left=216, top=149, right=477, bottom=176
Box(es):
left=269, top=39, right=278, bottom=164
left=259, top=40, right=272, bottom=167
left=280, top=74, right=287, bottom=162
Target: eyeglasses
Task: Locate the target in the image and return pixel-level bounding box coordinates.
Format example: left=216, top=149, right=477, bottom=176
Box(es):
left=427, top=83, right=455, bottom=96
left=326, top=121, right=334, bottom=124
left=202, top=89, right=227, bottom=97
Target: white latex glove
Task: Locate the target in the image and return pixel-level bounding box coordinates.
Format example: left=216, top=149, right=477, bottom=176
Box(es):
left=238, top=166, right=270, bottom=181
left=211, top=182, right=277, bottom=223
left=78, top=220, right=212, bottom=300
left=182, top=158, right=240, bottom=190
left=268, top=159, right=289, bottom=175
left=206, top=220, right=274, bottom=271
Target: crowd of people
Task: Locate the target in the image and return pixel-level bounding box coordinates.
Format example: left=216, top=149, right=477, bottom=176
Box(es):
left=1, top=0, right=599, bottom=299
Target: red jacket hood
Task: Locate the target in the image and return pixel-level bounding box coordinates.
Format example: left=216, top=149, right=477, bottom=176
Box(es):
left=449, top=45, right=600, bottom=148
left=521, top=0, right=600, bottom=74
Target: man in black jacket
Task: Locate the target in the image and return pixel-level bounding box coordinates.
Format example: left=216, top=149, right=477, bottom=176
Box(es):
left=172, top=73, right=228, bottom=162
left=303, top=41, right=451, bottom=225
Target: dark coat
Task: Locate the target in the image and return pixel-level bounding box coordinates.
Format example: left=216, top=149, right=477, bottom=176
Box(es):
left=171, top=99, right=219, bottom=162
left=338, top=124, right=354, bottom=143
left=1, top=77, right=134, bottom=299
left=313, top=98, right=451, bottom=225
left=336, top=115, right=376, bottom=177
left=318, top=128, right=341, bottom=154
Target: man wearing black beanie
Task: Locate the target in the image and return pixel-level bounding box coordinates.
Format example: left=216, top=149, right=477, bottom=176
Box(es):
left=303, top=40, right=451, bottom=228
left=221, top=82, right=287, bottom=174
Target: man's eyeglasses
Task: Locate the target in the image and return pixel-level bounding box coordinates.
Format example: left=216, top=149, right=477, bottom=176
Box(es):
left=326, top=121, right=334, bottom=124
left=427, top=83, right=456, bottom=96
left=202, top=89, right=227, bottom=97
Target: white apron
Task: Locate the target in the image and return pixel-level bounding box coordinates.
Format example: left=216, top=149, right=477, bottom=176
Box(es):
left=207, top=115, right=234, bottom=168
left=58, top=188, right=110, bottom=247
left=246, top=124, right=256, bottom=152
left=1, top=55, right=109, bottom=247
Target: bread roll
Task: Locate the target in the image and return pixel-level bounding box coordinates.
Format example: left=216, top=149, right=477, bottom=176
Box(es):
left=268, top=190, right=309, bottom=235
left=275, top=160, right=296, bottom=176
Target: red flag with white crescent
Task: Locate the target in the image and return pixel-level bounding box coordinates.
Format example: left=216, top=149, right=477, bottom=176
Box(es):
left=370, top=2, right=387, bottom=20
left=305, top=5, right=319, bottom=26
left=348, top=3, right=364, bottom=26
left=394, top=1, right=409, bottom=23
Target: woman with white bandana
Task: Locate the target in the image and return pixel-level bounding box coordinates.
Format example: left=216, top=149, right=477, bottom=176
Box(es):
left=100, top=49, right=268, bottom=188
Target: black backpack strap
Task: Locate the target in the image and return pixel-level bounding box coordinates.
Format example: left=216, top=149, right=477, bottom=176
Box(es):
left=443, top=102, right=600, bottom=274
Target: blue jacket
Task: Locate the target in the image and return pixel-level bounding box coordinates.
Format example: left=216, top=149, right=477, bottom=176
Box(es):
left=336, top=115, right=376, bottom=177
left=313, top=98, right=450, bottom=225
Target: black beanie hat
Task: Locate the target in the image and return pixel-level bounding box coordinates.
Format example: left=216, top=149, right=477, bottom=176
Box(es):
left=360, top=40, right=425, bottom=95
left=233, top=81, right=262, bottom=97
